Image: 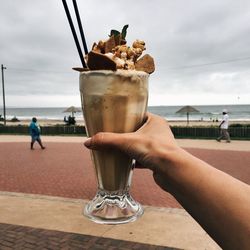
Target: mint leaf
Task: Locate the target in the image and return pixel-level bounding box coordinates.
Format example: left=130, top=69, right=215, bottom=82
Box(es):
left=110, top=29, right=120, bottom=37
left=121, top=24, right=129, bottom=39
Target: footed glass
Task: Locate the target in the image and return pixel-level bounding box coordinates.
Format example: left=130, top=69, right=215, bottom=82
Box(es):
left=79, top=70, right=148, bottom=224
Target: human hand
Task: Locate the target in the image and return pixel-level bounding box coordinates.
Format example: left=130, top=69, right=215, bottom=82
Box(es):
left=84, top=113, right=182, bottom=192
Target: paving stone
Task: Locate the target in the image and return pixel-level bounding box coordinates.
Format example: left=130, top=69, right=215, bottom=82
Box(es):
left=0, top=223, right=181, bottom=249
left=0, top=141, right=247, bottom=250
left=0, top=142, right=249, bottom=209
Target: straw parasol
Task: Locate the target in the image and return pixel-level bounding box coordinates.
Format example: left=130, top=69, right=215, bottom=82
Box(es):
left=176, top=105, right=199, bottom=125
left=63, top=106, right=81, bottom=117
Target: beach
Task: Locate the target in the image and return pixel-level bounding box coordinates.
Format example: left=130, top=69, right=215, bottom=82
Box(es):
left=1, top=104, right=250, bottom=128
left=3, top=118, right=250, bottom=127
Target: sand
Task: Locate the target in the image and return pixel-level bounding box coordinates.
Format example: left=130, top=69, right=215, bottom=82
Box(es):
left=3, top=118, right=250, bottom=127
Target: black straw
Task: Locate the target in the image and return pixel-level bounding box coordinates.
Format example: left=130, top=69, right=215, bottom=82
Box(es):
left=72, top=0, right=88, bottom=55
left=62, top=0, right=87, bottom=68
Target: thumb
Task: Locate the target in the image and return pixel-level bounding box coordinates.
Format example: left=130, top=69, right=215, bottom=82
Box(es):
left=84, top=132, right=131, bottom=152
left=84, top=132, right=147, bottom=163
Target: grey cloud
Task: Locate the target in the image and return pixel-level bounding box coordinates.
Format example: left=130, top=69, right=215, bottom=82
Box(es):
left=1, top=0, right=250, bottom=106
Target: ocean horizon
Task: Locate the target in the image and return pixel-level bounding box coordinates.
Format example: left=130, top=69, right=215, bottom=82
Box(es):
left=1, top=104, right=250, bottom=122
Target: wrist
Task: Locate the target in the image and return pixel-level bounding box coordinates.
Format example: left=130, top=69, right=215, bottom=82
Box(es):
left=152, top=143, right=197, bottom=184
left=151, top=142, right=185, bottom=172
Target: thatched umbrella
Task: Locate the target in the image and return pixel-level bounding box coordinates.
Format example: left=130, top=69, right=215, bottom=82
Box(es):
left=63, top=106, right=81, bottom=117
left=176, top=105, right=199, bottom=125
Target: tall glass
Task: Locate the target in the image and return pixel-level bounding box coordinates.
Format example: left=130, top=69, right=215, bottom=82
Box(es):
left=80, top=70, right=148, bottom=224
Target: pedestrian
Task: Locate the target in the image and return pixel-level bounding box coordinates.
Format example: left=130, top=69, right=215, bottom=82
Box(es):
left=84, top=113, right=250, bottom=249
left=216, top=109, right=231, bottom=142
left=29, top=117, right=45, bottom=150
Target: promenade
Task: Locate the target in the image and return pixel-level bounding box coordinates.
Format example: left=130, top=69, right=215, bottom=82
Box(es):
left=0, top=135, right=249, bottom=249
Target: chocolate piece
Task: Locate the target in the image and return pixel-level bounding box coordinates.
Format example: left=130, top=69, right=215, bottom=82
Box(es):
left=135, top=54, right=155, bottom=74
left=105, top=35, right=116, bottom=53
left=92, top=42, right=101, bottom=53
left=120, top=39, right=127, bottom=45
left=87, top=51, right=117, bottom=71
left=114, top=34, right=122, bottom=46
left=72, top=67, right=90, bottom=72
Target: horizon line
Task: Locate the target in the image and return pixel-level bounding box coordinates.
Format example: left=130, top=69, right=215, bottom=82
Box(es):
left=1, top=103, right=250, bottom=109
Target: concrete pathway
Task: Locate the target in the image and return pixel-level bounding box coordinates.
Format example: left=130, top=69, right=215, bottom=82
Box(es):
left=1, top=135, right=249, bottom=249
left=0, top=191, right=220, bottom=250
left=1, top=135, right=250, bottom=151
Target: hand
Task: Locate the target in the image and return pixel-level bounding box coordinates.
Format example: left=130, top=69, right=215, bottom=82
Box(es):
left=84, top=113, right=182, bottom=192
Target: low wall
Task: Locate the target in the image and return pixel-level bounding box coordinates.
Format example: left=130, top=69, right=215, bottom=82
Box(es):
left=0, top=125, right=250, bottom=139
left=171, top=126, right=250, bottom=139
left=0, top=125, right=86, bottom=136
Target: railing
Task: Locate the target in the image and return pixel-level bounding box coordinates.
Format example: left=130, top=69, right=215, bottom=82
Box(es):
left=171, top=126, right=250, bottom=139
left=0, top=125, right=86, bottom=136
left=0, top=125, right=250, bottom=139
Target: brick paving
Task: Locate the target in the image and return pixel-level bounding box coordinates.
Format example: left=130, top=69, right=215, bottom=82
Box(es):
left=0, top=223, right=179, bottom=250
left=0, top=142, right=250, bottom=208
left=0, top=141, right=248, bottom=250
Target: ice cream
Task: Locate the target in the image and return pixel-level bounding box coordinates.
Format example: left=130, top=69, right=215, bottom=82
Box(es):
left=74, top=25, right=155, bottom=74
left=79, top=25, right=154, bottom=223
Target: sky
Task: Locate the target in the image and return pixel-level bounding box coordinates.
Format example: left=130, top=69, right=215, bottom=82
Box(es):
left=1, top=0, right=250, bottom=107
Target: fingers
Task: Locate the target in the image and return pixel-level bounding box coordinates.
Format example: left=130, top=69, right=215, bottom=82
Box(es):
left=83, top=112, right=172, bottom=172
left=84, top=131, right=150, bottom=164
left=84, top=132, right=123, bottom=150
left=84, top=132, right=131, bottom=150
left=83, top=114, right=155, bottom=151
left=138, top=113, right=170, bottom=132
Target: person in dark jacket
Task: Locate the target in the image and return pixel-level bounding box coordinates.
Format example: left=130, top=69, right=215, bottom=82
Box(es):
left=29, top=117, right=45, bottom=150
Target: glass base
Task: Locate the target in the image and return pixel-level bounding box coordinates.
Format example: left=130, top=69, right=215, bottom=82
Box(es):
left=84, top=189, right=143, bottom=224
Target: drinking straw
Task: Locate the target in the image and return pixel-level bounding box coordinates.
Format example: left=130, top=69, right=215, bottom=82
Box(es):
left=62, top=0, right=87, bottom=68
left=72, top=0, right=88, bottom=55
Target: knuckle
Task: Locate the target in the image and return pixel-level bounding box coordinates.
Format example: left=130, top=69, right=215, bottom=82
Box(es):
left=93, top=132, right=105, bottom=145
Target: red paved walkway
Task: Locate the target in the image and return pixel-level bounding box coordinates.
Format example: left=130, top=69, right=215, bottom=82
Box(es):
left=0, top=142, right=249, bottom=208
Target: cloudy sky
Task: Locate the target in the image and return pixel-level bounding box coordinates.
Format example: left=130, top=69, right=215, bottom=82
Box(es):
left=1, top=0, right=250, bottom=107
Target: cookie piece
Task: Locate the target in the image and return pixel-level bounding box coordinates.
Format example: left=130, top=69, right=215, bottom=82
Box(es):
left=87, top=51, right=117, bottom=71
left=135, top=54, right=155, bottom=74
left=104, top=35, right=116, bottom=53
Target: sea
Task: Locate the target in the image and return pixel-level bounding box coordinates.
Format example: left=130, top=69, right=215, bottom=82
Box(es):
left=1, top=105, right=250, bottom=122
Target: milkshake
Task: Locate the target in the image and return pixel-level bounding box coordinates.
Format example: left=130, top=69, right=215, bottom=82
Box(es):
left=80, top=70, right=148, bottom=191
left=78, top=25, right=155, bottom=224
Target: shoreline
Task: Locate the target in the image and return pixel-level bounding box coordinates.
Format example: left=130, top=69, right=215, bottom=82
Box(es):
left=1, top=119, right=250, bottom=127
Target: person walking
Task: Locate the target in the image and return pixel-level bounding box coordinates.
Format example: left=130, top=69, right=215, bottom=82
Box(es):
left=29, top=117, right=45, bottom=150
left=216, top=109, right=231, bottom=143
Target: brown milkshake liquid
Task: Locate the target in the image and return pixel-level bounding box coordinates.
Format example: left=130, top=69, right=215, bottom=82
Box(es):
left=80, top=70, right=148, bottom=191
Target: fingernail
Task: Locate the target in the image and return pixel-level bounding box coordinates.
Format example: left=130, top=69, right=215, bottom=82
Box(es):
left=84, top=138, right=92, bottom=148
